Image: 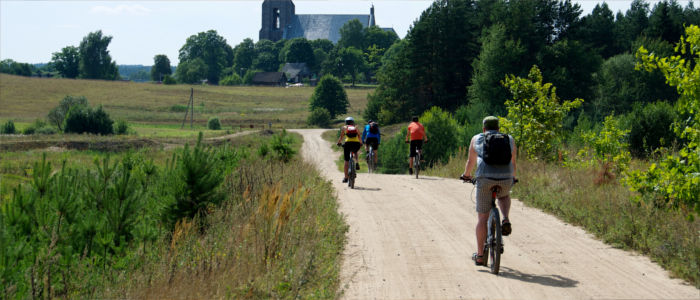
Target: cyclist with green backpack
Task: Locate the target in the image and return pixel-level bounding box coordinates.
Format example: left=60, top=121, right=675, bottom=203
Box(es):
left=461, top=116, right=517, bottom=266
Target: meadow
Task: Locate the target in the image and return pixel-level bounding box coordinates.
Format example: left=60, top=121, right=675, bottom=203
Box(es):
left=0, top=74, right=371, bottom=128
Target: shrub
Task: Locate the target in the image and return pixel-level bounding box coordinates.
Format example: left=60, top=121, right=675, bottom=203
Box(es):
left=576, top=115, right=632, bottom=181
left=621, top=101, right=677, bottom=158
left=162, top=75, right=176, bottom=85
left=165, top=133, right=224, bottom=228
left=64, top=105, right=114, bottom=135
left=1, top=120, right=15, bottom=134
left=420, top=107, right=459, bottom=165
left=270, top=130, right=296, bottom=162
left=36, top=126, right=57, bottom=135
left=309, top=75, right=348, bottom=119
left=307, top=107, right=331, bottom=127
left=114, top=120, right=129, bottom=135
left=378, top=128, right=408, bottom=174
left=207, top=117, right=222, bottom=130
left=22, top=119, right=49, bottom=135
left=47, top=95, right=88, bottom=131
left=219, top=74, right=242, bottom=86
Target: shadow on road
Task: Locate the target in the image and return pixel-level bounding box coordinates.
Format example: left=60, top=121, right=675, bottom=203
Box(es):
left=480, top=267, right=579, bottom=288
left=351, top=187, right=382, bottom=191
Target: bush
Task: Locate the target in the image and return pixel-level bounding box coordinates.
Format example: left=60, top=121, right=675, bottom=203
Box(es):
left=48, top=95, right=88, bottom=131
left=22, top=119, right=49, bottom=135
left=64, top=105, right=114, bottom=135
left=307, top=107, right=331, bottom=127
left=208, top=117, right=222, bottom=130
left=162, top=75, right=176, bottom=85
left=420, top=107, right=459, bottom=165
left=621, top=101, right=677, bottom=158
left=309, top=75, right=348, bottom=119
left=1, top=120, right=16, bottom=134
left=219, top=74, right=242, bottom=86
left=378, top=128, right=408, bottom=174
left=270, top=130, right=296, bottom=162
left=36, top=126, right=57, bottom=135
left=114, top=120, right=129, bottom=135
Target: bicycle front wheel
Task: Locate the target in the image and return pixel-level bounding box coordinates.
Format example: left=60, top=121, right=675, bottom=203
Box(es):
left=349, top=157, right=356, bottom=189
left=489, top=212, right=502, bottom=275
left=415, top=153, right=420, bottom=179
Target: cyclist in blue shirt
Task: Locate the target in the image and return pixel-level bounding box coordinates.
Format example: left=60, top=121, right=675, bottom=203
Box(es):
left=362, top=120, right=381, bottom=167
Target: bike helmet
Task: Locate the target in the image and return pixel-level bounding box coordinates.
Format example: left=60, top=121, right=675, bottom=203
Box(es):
left=345, top=116, right=355, bottom=124
left=368, top=119, right=374, bottom=124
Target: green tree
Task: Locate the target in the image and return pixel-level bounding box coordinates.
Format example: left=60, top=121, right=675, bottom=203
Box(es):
left=338, top=19, right=365, bottom=49
left=577, top=115, right=632, bottom=178
left=0, top=59, right=33, bottom=77
left=646, top=0, right=685, bottom=43
left=78, top=30, right=119, bottom=80
left=307, top=107, right=331, bottom=127
left=151, top=54, right=172, bottom=81
left=50, top=46, right=80, bottom=78
left=468, top=24, right=526, bottom=115
left=175, top=58, right=208, bottom=84
left=613, top=0, right=650, bottom=52
left=309, top=75, right=348, bottom=119
left=537, top=39, right=602, bottom=102
left=364, top=40, right=413, bottom=124
left=233, top=38, right=256, bottom=75
left=339, top=47, right=366, bottom=86
left=500, top=65, right=583, bottom=161
left=280, top=38, right=315, bottom=67
left=622, top=101, right=678, bottom=158
left=178, top=30, right=233, bottom=85
left=627, top=25, right=700, bottom=217
left=577, top=3, right=617, bottom=58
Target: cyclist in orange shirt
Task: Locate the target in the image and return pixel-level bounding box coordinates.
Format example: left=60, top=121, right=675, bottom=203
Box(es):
left=405, top=116, right=428, bottom=175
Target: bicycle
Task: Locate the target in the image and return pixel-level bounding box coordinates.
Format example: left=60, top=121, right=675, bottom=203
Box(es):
left=414, top=149, right=422, bottom=179
left=460, top=176, right=517, bottom=275
left=366, top=145, right=376, bottom=174
left=348, top=151, right=358, bottom=188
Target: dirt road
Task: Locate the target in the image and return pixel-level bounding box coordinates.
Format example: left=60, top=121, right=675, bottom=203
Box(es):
left=291, top=129, right=698, bottom=300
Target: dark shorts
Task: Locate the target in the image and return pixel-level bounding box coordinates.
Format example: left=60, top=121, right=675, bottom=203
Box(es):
left=343, top=142, right=362, bottom=161
left=409, top=140, right=423, bottom=157
left=365, top=137, right=379, bottom=150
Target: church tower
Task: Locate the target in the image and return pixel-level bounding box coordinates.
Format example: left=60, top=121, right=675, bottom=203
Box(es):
left=259, top=0, right=295, bottom=41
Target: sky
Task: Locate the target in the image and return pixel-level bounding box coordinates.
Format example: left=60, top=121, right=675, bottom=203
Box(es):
left=0, top=0, right=695, bottom=65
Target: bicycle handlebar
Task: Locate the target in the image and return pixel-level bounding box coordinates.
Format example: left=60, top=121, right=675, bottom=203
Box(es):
left=459, top=176, right=518, bottom=185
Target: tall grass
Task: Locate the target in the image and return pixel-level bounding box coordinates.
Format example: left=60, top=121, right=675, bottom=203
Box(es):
left=114, top=157, right=347, bottom=299
left=427, top=152, right=700, bottom=287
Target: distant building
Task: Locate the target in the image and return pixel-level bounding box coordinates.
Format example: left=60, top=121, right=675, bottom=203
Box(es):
left=259, top=0, right=395, bottom=43
left=282, top=63, right=311, bottom=83
left=251, top=72, right=287, bottom=86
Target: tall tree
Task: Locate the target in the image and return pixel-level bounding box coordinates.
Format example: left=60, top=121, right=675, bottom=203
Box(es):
left=233, top=38, right=256, bottom=75
left=178, top=30, right=233, bottom=84
left=151, top=54, right=172, bottom=81
left=468, top=24, right=527, bottom=115
left=338, top=19, right=365, bottom=49
left=577, top=3, right=616, bottom=58
left=78, top=30, right=119, bottom=80
left=50, top=46, right=80, bottom=78
left=646, top=0, right=685, bottom=43
left=253, top=39, right=280, bottom=72
left=280, top=38, right=315, bottom=67
left=614, top=0, right=650, bottom=52
left=175, top=58, right=208, bottom=84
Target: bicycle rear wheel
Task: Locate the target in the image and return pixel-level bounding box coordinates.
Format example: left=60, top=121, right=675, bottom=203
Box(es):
left=415, top=153, right=420, bottom=179
left=488, top=211, right=502, bottom=274
left=368, top=146, right=375, bottom=173
left=349, top=156, right=356, bottom=189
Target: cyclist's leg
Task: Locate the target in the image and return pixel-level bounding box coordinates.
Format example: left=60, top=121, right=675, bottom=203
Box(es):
left=408, top=140, right=418, bottom=168
left=497, top=196, right=511, bottom=221
left=495, top=179, right=513, bottom=220
left=343, top=145, right=351, bottom=179
left=476, top=212, right=489, bottom=257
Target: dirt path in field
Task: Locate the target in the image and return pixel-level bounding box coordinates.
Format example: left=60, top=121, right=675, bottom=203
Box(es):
left=290, top=129, right=699, bottom=300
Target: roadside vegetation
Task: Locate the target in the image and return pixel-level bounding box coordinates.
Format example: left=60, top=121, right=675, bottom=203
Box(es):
left=0, top=130, right=347, bottom=298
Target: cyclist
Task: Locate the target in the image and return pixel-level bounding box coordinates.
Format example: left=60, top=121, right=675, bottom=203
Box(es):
left=460, top=116, right=517, bottom=266
left=337, top=117, right=363, bottom=183
left=362, top=120, right=381, bottom=167
left=405, top=116, right=428, bottom=175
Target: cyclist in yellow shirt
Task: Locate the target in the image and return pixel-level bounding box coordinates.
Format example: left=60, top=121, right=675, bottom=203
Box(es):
left=337, top=117, right=363, bottom=183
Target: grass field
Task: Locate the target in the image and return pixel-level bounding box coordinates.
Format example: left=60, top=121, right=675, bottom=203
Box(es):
left=0, top=74, right=372, bottom=128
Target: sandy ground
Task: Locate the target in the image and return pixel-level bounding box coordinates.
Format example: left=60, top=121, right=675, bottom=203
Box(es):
left=291, top=129, right=699, bottom=300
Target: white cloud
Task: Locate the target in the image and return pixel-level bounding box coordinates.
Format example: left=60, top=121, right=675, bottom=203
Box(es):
left=90, top=5, right=151, bottom=16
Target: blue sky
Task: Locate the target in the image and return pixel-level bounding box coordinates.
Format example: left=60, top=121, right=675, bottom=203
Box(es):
left=0, top=1, right=693, bottom=65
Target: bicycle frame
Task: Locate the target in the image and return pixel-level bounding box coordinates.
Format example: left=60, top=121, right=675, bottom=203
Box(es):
left=348, top=151, right=357, bottom=188
left=414, top=149, right=421, bottom=178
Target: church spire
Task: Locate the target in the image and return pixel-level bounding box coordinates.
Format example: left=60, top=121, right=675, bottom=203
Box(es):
left=369, top=4, right=375, bottom=27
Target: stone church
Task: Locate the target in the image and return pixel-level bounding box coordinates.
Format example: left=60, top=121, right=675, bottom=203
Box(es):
left=259, top=0, right=395, bottom=43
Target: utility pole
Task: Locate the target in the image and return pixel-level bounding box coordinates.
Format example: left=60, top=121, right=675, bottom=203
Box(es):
left=181, top=88, right=194, bottom=129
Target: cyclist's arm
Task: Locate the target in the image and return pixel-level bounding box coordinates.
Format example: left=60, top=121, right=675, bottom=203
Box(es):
left=377, top=129, right=381, bottom=144
left=361, top=125, right=368, bottom=143
left=405, top=126, right=410, bottom=142
left=463, top=136, right=477, bottom=177
left=511, top=139, right=517, bottom=178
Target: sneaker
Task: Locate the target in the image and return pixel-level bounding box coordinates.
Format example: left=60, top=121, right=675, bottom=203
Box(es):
left=502, top=218, right=512, bottom=236
left=356, top=162, right=360, bottom=170
left=342, top=177, right=349, bottom=183
left=408, top=168, right=413, bottom=175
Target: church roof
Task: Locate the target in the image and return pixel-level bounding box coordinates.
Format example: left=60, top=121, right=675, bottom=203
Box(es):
left=283, top=14, right=370, bottom=43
